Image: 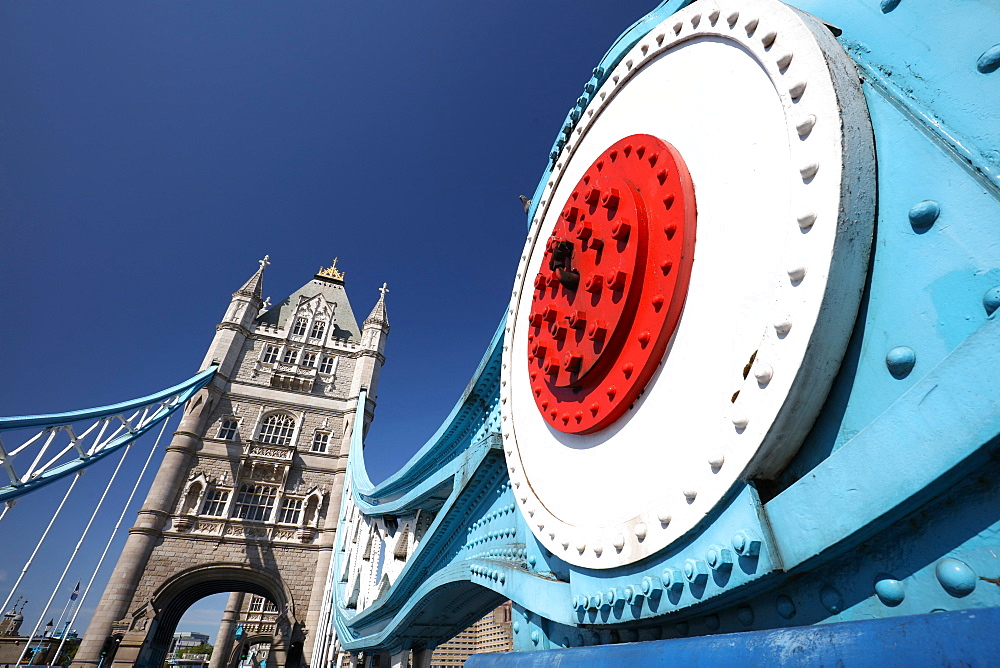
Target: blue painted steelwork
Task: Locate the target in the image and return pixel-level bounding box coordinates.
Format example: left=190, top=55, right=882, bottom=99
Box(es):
left=0, top=366, right=217, bottom=502
left=466, top=608, right=1000, bottom=667
left=333, top=0, right=1000, bottom=661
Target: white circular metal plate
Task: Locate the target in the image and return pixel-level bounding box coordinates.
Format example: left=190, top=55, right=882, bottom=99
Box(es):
left=501, top=0, right=874, bottom=569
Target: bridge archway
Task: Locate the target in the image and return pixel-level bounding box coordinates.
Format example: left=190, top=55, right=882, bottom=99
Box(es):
left=119, top=564, right=301, bottom=668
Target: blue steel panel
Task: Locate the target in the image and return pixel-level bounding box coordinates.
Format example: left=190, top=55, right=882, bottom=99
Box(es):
left=468, top=608, right=1000, bottom=667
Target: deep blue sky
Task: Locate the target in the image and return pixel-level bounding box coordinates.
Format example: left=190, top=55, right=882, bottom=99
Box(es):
left=1, top=1, right=652, bottom=639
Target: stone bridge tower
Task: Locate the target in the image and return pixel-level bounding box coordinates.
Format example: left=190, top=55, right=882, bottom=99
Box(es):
left=73, top=258, right=389, bottom=668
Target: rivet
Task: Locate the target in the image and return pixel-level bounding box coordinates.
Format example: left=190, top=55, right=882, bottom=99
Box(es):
left=673, top=22, right=683, bottom=35
left=613, top=534, right=625, bottom=551
left=761, top=31, right=777, bottom=48
left=638, top=331, right=651, bottom=347
left=530, top=630, right=540, bottom=645
left=593, top=545, right=603, bottom=557
left=874, top=577, right=905, bottom=606
left=744, top=18, right=759, bottom=36
left=708, top=454, right=725, bottom=469
left=775, top=594, right=796, bottom=619
left=774, top=320, right=792, bottom=335
left=634, top=523, right=648, bottom=541
left=690, top=13, right=701, bottom=28
left=880, top=0, right=901, bottom=12
left=709, top=9, right=720, bottom=24
left=788, top=266, right=806, bottom=283
left=513, top=621, right=521, bottom=633
left=737, top=605, right=754, bottom=626
left=885, top=346, right=916, bottom=378
left=753, top=363, right=773, bottom=384
left=935, top=558, right=977, bottom=597
left=795, top=114, right=816, bottom=137
left=727, top=11, right=739, bottom=27
left=800, top=163, right=819, bottom=180
left=789, top=81, right=807, bottom=100
left=704, top=614, right=721, bottom=632
left=908, top=200, right=940, bottom=230
left=576, top=542, right=586, bottom=554
left=978, top=44, right=1000, bottom=73
left=732, top=415, right=749, bottom=429
left=797, top=212, right=817, bottom=229
left=820, top=585, right=844, bottom=613
left=777, top=53, right=793, bottom=71
left=657, top=511, right=672, bottom=526
left=984, top=287, right=1000, bottom=316
left=683, top=489, right=697, bottom=501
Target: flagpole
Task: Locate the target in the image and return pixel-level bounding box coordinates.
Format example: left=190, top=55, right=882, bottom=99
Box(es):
left=48, top=582, right=79, bottom=668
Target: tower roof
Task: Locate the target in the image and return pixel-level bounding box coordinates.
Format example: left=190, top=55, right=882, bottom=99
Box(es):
left=257, top=260, right=362, bottom=339
left=234, top=255, right=269, bottom=300
left=364, top=283, right=390, bottom=327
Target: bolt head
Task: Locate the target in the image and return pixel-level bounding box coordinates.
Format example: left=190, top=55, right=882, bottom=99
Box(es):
left=683, top=558, right=708, bottom=584
left=706, top=545, right=733, bottom=570
left=732, top=530, right=762, bottom=557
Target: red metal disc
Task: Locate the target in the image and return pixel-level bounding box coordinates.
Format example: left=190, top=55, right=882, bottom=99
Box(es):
left=527, top=134, right=696, bottom=434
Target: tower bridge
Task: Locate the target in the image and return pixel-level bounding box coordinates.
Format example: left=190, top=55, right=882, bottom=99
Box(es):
left=4, top=0, right=1000, bottom=665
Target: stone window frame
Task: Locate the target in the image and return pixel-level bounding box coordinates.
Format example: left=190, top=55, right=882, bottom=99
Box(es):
left=311, top=430, right=330, bottom=453
left=319, top=356, right=337, bottom=375
left=281, top=347, right=300, bottom=364
left=300, top=351, right=317, bottom=368
left=291, top=317, right=308, bottom=337
left=278, top=497, right=303, bottom=524
left=309, top=320, right=327, bottom=340
left=201, top=488, right=230, bottom=517
left=257, top=412, right=297, bottom=446
left=232, top=483, right=279, bottom=522
left=217, top=417, right=240, bottom=441
left=261, top=344, right=281, bottom=364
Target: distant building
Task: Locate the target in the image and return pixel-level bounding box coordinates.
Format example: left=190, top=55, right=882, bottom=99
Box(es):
left=429, top=602, right=513, bottom=667
left=169, top=632, right=210, bottom=655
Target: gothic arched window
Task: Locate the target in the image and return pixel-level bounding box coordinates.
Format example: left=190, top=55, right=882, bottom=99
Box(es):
left=257, top=414, right=296, bottom=445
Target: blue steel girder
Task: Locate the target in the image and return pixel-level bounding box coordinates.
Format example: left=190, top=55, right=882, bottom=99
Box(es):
left=334, top=0, right=1000, bottom=658
left=0, top=366, right=217, bottom=503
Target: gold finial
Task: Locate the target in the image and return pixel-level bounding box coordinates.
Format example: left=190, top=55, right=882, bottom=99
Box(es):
left=316, top=258, right=346, bottom=282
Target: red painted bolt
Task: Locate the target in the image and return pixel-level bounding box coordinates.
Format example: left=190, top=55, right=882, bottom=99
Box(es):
left=606, top=270, right=627, bottom=290
left=587, top=321, right=607, bottom=342
left=544, top=357, right=561, bottom=374
left=530, top=342, right=547, bottom=359
left=590, top=402, right=600, bottom=416
left=611, top=220, right=631, bottom=241
left=638, top=331, right=651, bottom=347
left=534, top=273, right=547, bottom=290
left=568, top=310, right=587, bottom=329
left=584, top=274, right=604, bottom=293
left=543, top=305, right=559, bottom=322
left=607, top=385, right=617, bottom=400
left=585, top=187, right=602, bottom=205
left=562, top=206, right=579, bottom=224
left=549, top=323, right=568, bottom=341
left=547, top=270, right=562, bottom=287
left=589, top=237, right=604, bottom=251
left=601, top=188, right=620, bottom=209
left=623, top=362, right=634, bottom=377
left=529, top=311, right=544, bottom=327
left=575, top=222, right=593, bottom=240
left=563, top=353, right=582, bottom=372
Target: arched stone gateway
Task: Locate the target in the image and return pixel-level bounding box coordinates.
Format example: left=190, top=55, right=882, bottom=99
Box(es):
left=120, top=565, right=297, bottom=668
left=73, top=260, right=389, bottom=668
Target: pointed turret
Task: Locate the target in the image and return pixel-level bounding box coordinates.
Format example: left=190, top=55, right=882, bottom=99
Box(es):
left=200, top=255, right=270, bottom=375
left=364, top=283, right=390, bottom=328
left=234, top=255, right=268, bottom=300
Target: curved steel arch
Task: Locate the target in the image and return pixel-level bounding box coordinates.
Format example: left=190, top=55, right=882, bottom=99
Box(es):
left=0, top=366, right=217, bottom=503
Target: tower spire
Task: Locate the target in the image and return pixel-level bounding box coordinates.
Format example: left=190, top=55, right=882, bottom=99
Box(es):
left=365, top=283, right=389, bottom=327
left=234, top=254, right=269, bottom=300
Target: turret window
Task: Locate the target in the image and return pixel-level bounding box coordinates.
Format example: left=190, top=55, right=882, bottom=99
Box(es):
left=292, top=318, right=308, bottom=336
left=202, top=489, right=229, bottom=517
left=301, top=352, right=316, bottom=368
left=262, top=345, right=280, bottom=364
left=233, top=484, right=278, bottom=522
left=279, top=498, right=303, bottom=524
left=217, top=418, right=239, bottom=441
left=312, top=431, right=330, bottom=453
left=282, top=348, right=299, bottom=364
left=319, top=356, right=337, bottom=374
left=258, top=414, right=296, bottom=445
left=309, top=321, right=326, bottom=339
